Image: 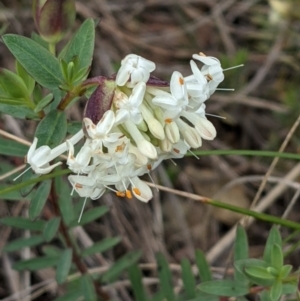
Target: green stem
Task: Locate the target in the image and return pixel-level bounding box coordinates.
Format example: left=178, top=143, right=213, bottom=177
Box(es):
left=0, top=169, right=71, bottom=196
left=49, top=43, right=56, bottom=55
left=204, top=198, right=300, bottom=230
left=193, top=149, right=300, bottom=161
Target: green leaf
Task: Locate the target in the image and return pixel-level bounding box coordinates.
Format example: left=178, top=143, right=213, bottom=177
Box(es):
left=0, top=185, right=33, bottom=201
left=156, top=252, right=175, bottom=301
left=199, top=280, right=249, bottom=297
left=16, top=60, right=35, bottom=95
left=0, top=96, right=26, bottom=106
left=245, top=266, right=275, bottom=280
left=270, top=280, right=282, bottom=301
left=56, top=248, right=73, bottom=284
left=55, top=176, right=74, bottom=225
left=260, top=290, right=272, bottom=301
left=81, top=237, right=121, bottom=257
left=1, top=217, right=45, bottom=231
left=101, top=251, right=142, bottom=283
left=60, top=18, right=95, bottom=70
left=279, top=265, right=292, bottom=279
left=128, top=264, right=148, bottom=301
left=0, top=68, right=30, bottom=99
left=0, top=103, right=36, bottom=119
left=67, top=121, right=82, bottom=135
left=34, top=93, right=53, bottom=113
left=43, top=217, right=61, bottom=242
left=271, top=244, right=283, bottom=270
left=264, top=226, right=282, bottom=265
left=181, top=258, right=196, bottom=299
left=42, top=245, right=62, bottom=257
left=81, top=274, right=97, bottom=301
left=195, top=249, right=212, bottom=281
left=281, top=282, right=297, bottom=294
left=234, top=258, right=268, bottom=275
left=19, top=167, right=39, bottom=197
left=0, top=137, right=28, bottom=157
left=13, top=256, right=58, bottom=271
left=2, top=34, right=63, bottom=90
left=3, top=235, right=44, bottom=252
left=234, top=225, right=249, bottom=284
left=29, top=180, right=52, bottom=219
left=69, top=206, right=109, bottom=228
left=35, top=110, right=67, bottom=148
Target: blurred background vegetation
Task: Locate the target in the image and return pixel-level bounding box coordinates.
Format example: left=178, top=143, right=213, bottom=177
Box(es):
left=1, top=0, right=300, bottom=300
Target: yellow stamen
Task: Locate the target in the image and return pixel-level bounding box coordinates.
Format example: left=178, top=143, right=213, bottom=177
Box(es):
left=179, top=77, right=184, bottom=85
left=165, top=118, right=172, bottom=124
left=116, top=191, right=126, bottom=197
left=173, top=148, right=180, bottom=154
left=126, top=190, right=132, bottom=199
left=133, top=187, right=141, bottom=196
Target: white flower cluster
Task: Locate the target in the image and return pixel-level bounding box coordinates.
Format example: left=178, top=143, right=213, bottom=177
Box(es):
left=24, top=52, right=225, bottom=203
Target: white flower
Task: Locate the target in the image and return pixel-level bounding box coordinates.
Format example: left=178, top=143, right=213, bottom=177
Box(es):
left=124, top=120, right=157, bottom=159
left=114, top=82, right=146, bottom=124
left=150, top=71, right=188, bottom=121
left=26, top=138, right=62, bottom=174
left=66, top=140, right=94, bottom=174
left=83, top=110, right=121, bottom=149
left=192, top=53, right=224, bottom=95
left=101, top=156, right=153, bottom=202
left=181, top=110, right=216, bottom=140
left=116, top=54, right=156, bottom=86
left=176, top=118, right=202, bottom=148
left=25, top=130, right=84, bottom=175
left=68, top=174, right=106, bottom=200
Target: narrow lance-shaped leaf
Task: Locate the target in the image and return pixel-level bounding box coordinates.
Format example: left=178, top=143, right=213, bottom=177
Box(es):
left=264, top=226, right=282, bottom=265
left=195, top=249, right=212, bottom=281
left=181, top=258, right=196, bottom=299
left=81, top=274, right=97, bottom=301
left=156, top=253, right=176, bottom=301
left=29, top=179, right=52, bottom=220
left=55, top=176, right=74, bottom=225
left=2, top=34, right=64, bottom=90
left=16, top=60, right=35, bottom=95
left=60, top=18, right=95, bottom=69
left=270, top=280, right=282, bottom=301
left=35, top=109, right=67, bottom=148
left=3, top=235, right=44, bottom=252
left=101, top=251, right=142, bottom=283
left=81, top=237, right=121, bottom=257
left=199, top=280, right=249, bottom=297
left=1, top=217, right=45, bottom=231
left=128, top=264, right=148, bottom=301
left=0, top=104, right=36, bottom=119
left=0, top=137, right=28, bottom=157
left=0, top=68, right=30, bottom=99
left=13, top=256, right=59, bottom=271
left=56, top=248, right=73, bottom=284
left=69, top=206, right=109, bottom=228
left=43, top=217, right=61, bottom=242
left=234, top=225, right=249, bottom=284
left=271, top=244, right=283, bottom=271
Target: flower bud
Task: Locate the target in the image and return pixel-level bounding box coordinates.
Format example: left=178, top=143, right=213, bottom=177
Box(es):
left=32, top=0, right=76, bottom=43
left=83, top=78, right=116, bottom=125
